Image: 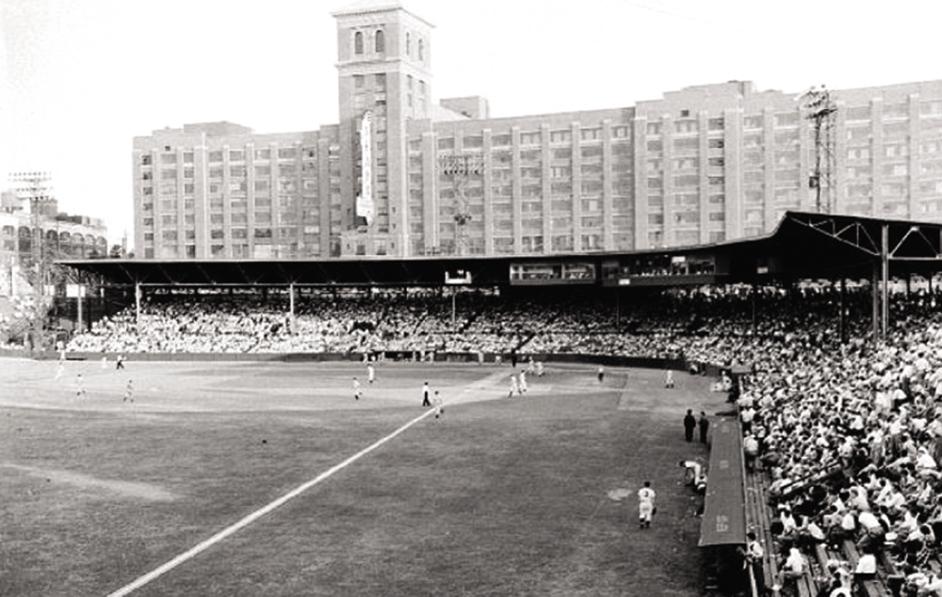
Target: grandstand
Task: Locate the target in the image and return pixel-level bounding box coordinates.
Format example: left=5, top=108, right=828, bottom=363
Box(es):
left=4, top=211, right=942, bottom=595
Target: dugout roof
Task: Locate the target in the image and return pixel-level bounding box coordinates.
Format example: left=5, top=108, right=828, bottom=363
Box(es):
left=59, top=211, right=942, bottom=287
left=698, top=418, right=747, bottom=547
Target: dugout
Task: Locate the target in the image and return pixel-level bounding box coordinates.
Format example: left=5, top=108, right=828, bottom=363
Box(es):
left=698, top=418, right=749, bottom=594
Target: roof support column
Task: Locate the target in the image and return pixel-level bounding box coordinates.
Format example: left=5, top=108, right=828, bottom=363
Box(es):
left=839, top=277, right=846, bottom=345
left=872, top=262, right=880, bottom=345
left=289, top=282, right=296, bottom=333
left=751, top=280, right=758, bottom=336
left=615, top=289, right=620, bottom=327
left=881, top=223, right=889, bottom=339
left=135, top=282, right=142, bottom=325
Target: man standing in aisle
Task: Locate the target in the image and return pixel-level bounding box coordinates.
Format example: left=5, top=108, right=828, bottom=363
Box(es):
left=638, top=481, right=656, bottom=528
left=740, top=531, right=765, bottom=594
left=684, top=409, right=697, bottom=442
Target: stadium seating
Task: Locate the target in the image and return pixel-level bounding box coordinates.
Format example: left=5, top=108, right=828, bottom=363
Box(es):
left=50, top=282, right=942, bottom=595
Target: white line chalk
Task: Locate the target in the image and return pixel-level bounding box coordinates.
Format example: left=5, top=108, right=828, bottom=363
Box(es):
left=106, top=407, right=437, bottom=596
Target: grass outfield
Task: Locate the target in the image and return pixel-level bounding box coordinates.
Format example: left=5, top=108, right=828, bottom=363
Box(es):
left=0, top=359, right=726, bottom=596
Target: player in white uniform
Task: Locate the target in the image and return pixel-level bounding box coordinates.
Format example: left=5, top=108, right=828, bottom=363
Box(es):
left=123, top=379, right=134, bottom=403
left=665, top=370, right=674, bottom=388
left=367, top=363, right=375, bottom=384
left=638, top=481, right=656, bottom=528
left=535, top=361, right=544, bottom=377
left=54, top=359, right=65, bottom=381
left=508, top=373, right=519, bottom=398
left=433, top=390, right=444, bottom=419
left=353, top=377, right=362, bottom=400
left=75, top=373, right=87, bottom=399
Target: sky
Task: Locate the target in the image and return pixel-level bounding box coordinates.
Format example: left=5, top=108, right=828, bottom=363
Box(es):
left=2, top=0, right=942, bottom=244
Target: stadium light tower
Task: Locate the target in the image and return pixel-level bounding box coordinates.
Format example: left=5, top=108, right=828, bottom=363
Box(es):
left=799, top=86, right=838, bottom=214
left=438, top=153, right=483, bottom=256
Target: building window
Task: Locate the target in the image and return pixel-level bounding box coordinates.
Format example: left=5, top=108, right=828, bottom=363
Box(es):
left=354, top=31, right=363, bottom=55
left=406, top=32, right=411, bottom=55
left=418, top=39, right=424, bottom=60
left=520, top=132, right=541, bottom=145
left=375, top=29, right=385, bottom=53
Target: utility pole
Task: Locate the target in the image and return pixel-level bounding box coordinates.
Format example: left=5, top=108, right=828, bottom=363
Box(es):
left=438, top=153, right=483, bottom=256
left=12, top=171, right=54, bottom=350
left=799, top=86, right=837, bottom=214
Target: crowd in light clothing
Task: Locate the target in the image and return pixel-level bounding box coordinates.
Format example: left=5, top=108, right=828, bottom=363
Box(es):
left=732, top=291, right=942, bottom=596
left=66, top=284, right=877, bottom=363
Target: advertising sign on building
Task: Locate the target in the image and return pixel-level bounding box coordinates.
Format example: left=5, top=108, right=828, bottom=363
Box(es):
left=355, top=111, right=375, bottom=225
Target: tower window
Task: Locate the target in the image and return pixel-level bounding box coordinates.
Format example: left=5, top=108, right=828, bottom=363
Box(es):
left=375, top=29, right=385, bottom=53
left=354, top=31, right=363, bottom=55
left=418, top=39, right=424, bottom=61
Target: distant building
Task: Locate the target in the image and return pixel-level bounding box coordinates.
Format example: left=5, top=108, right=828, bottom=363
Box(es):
left=132, top=2, right=942, bottom=260
left=1, top=172, right=108, bottom=296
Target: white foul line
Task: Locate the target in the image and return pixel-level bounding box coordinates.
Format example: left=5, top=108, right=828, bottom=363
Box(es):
left=106, top=407, right=438, bottom=597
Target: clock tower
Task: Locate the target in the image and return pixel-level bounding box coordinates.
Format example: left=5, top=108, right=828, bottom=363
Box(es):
left=333, top=2, right=433, bottom=256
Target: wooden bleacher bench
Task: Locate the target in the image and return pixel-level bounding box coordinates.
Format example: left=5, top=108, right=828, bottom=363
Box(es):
left=745, top=471, right=779, bottom=594
left=841, top=540, right=890, bottom=597
left=876, top=549, right=905, bottom=596
left=814, top=543, right=831, bottom=573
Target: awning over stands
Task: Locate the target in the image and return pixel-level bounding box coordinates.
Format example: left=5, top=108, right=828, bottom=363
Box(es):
left=58, top=211, right=942, bottom=288
left=698, top=419, right=747, bottom=547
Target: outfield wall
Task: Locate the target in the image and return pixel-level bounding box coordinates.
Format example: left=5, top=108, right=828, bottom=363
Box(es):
left=16, top=349, right=719, bottom=372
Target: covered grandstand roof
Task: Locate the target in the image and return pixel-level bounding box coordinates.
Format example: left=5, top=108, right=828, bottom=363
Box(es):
left=59, top=212, right=942, bottom=287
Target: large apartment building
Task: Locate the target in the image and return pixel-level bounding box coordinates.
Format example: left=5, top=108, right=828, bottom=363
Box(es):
left=132, top=2, right=942, bottom=260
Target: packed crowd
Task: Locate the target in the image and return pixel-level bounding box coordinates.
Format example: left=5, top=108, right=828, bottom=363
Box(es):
left=66, top=284, right=876, bottom=361
left=733, top=291, right=942, bottom=596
